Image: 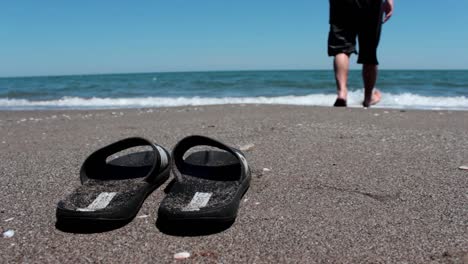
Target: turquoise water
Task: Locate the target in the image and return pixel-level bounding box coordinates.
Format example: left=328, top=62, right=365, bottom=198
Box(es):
left=0, top=70, right=467, bottom=110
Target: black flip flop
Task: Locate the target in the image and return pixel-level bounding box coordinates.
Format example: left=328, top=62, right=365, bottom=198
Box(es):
left=158, top=135, right=251, bottom=223
left=56, top=137, right=170, bottom=223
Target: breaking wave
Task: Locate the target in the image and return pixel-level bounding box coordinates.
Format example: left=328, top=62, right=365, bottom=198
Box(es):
left=0, top=91, right=467, bottom=111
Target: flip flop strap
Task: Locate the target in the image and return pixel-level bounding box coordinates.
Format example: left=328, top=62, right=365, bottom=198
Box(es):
left=171, top=135, right=249, bottom=182
left=80, top=137, right=166, bottom=183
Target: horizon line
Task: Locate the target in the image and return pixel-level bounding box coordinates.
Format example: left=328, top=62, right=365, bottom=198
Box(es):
left=1, top=68, right=468, bottom=79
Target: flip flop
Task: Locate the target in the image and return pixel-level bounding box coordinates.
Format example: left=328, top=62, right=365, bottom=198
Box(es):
left=56, top=137, right=170, bottom=223
left=158, top=135, right=251, bottom=223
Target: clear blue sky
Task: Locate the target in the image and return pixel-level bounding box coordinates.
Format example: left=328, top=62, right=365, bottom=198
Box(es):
left=1, top=0, right=467, bottom=77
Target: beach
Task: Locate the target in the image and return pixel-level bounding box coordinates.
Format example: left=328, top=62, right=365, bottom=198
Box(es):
left=0, top=105, right=467, bottom=263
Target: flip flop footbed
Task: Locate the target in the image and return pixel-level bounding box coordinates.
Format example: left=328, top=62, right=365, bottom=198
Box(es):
left=160, top=177, right=242, bottom=213
left=58, top=179, right=149, bottom=212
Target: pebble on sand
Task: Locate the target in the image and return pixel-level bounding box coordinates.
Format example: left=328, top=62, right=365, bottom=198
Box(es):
left=174, top=251, right=191, bottom=260
left=262, top=168, right=271, bottom=172
left=459, top=165, right=468, bottom=170
left=2, top=230, right=14, bottom=238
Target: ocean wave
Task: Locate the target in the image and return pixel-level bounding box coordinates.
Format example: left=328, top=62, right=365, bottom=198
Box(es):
left=0, top=91, right=467, bottom=110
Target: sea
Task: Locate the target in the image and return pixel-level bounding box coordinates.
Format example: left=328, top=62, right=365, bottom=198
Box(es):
left=0, top=70, right=467, bottom=111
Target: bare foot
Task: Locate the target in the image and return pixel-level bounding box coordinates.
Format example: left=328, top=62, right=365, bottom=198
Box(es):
left=370, top=89, right=382, bottom=105
left=363, top=89, right=382, bottom=107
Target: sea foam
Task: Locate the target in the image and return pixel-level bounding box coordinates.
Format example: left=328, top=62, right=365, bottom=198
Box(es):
left=0, top=90, right=467, bottom=110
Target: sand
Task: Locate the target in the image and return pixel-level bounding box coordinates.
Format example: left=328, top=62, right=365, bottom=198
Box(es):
left=0, top=105, right=467, bottom=263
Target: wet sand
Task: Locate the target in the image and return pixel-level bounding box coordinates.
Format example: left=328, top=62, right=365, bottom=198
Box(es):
left=0, top=105, right=467, bottom=263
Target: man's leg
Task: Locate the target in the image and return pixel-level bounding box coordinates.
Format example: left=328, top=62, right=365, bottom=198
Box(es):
left=358, top=0, right=384, bottom=108
left=362, top=64, right=381, bottom=107
left=333, top=53, right=350, bottom=106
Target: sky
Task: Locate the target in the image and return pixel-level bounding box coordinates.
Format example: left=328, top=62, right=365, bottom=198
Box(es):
left=1, top=0, right=468, bottom=77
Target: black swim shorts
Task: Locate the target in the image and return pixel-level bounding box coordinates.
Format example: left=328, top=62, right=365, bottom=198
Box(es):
left=328, top=0, right=383, bottom=64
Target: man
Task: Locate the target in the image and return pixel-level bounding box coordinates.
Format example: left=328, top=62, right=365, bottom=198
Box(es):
left=328, top=0, right=394, bottom=107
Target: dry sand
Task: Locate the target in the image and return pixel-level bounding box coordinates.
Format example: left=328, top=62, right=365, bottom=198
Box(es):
left=0, top=105, right=467, bottom=263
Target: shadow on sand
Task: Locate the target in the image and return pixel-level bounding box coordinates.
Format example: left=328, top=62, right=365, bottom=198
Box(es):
left=156, top=218, right=234, bottom=237
left=55, top=218, right=132, bottom=234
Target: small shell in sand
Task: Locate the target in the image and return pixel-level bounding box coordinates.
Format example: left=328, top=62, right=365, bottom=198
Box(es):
left=459, top=165, right=468, bottom=170
left=174, top=251, right=191, bottom=260
left=136, top=215, right=149, bottom=219
left=240, top=144, right=255, bottom=152
left=2, top=230, right=14, bottom=238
